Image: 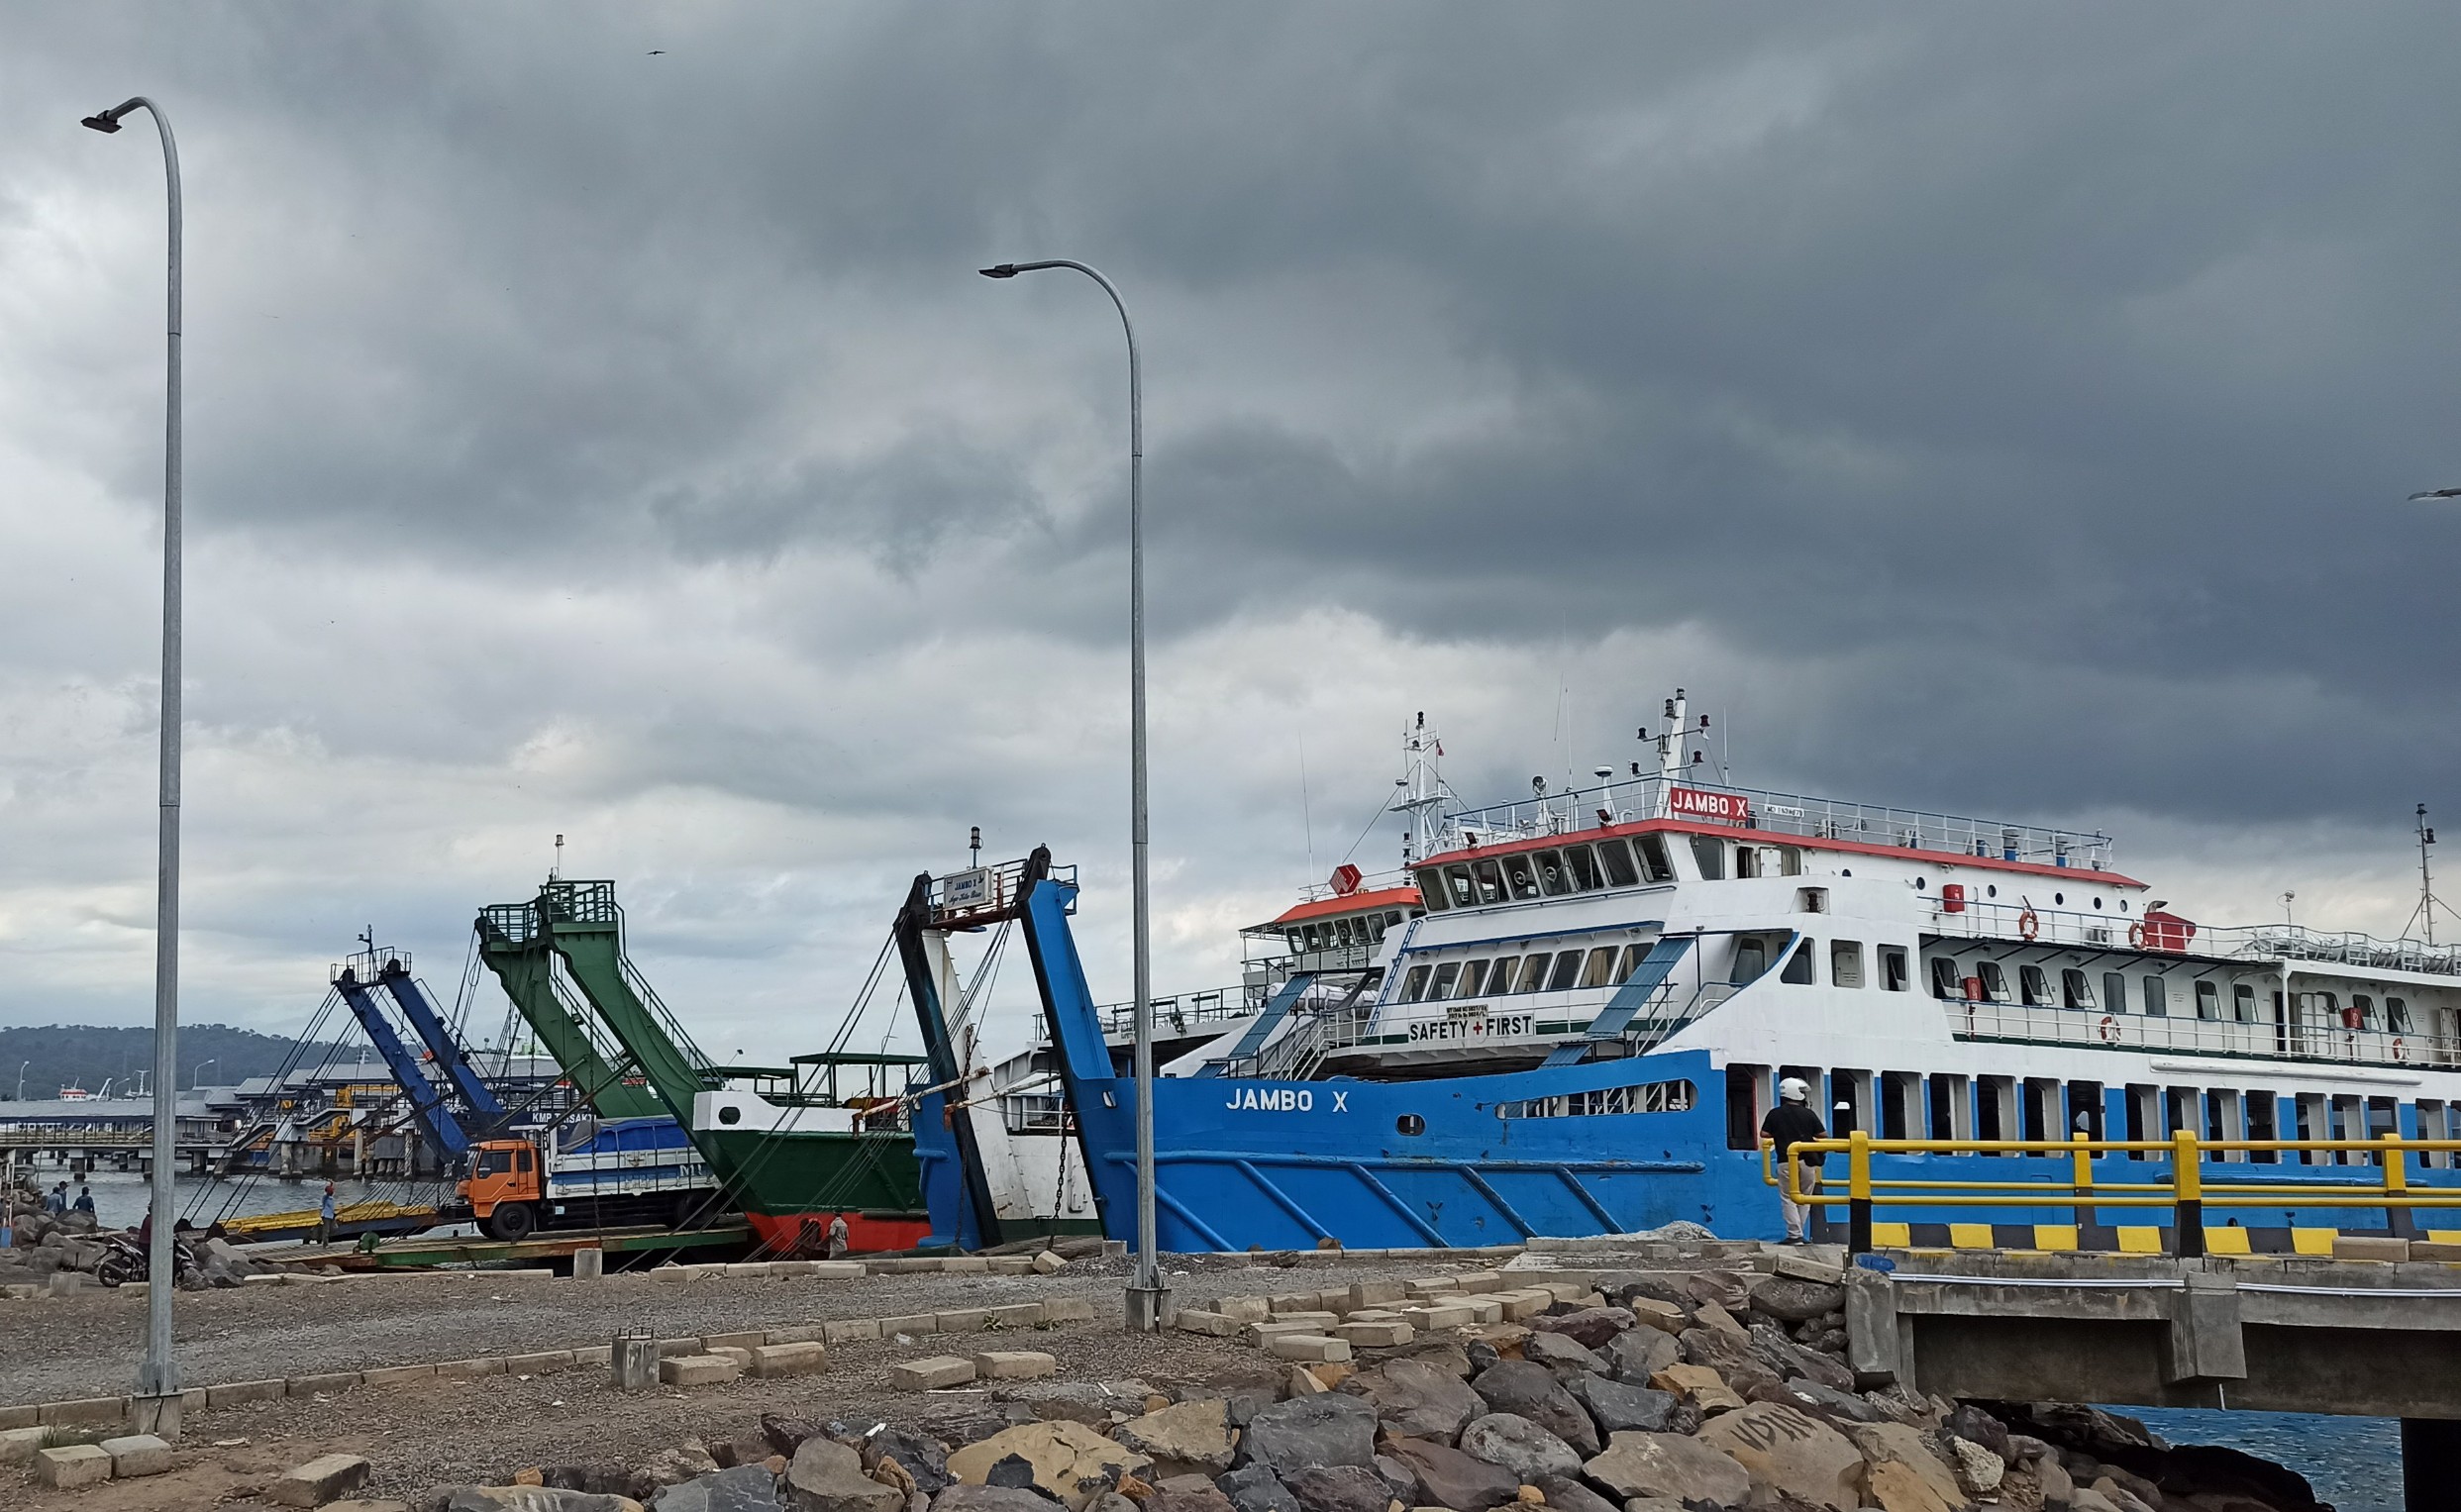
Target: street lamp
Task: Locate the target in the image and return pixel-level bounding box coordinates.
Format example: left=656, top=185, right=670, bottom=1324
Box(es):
left=192, top=1058, right=217, bottom=1091
left=977, top=259, right=1168, bottom=1331
left=81, top=93, right=184, bottom=1420
left=13, top=1061, right=26, bottom=1101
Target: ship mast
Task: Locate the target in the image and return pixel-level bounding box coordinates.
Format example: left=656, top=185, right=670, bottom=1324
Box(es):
left=1394, top=712, right=1453, bottom=867
left=1638, top=688, right=1713, bottom=817
left=2409, top=803, right=2446, bottom=947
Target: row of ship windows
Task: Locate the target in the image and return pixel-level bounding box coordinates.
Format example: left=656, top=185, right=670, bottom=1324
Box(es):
left=1417, top=834, right=1685, bottom=912
left=1398, top=934, right=1917, bottom=1004
left=1728, top=1063, right=2461, bottom=1167
left=1928, top=957, right=2426, bottom=1032
left=1284, top=909, right=1410, bottom=956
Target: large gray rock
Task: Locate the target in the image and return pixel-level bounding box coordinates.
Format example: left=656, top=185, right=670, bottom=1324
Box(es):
left=1580, top=1432, right=1749, bottom=1508
left=440, top=1491, right=646, bottom=1512
left=1518, top=1332, right=1605, bottom=1379
left=1241, top=1395, right=1378, bottom=1473
left=863, top=1432, right=953, bottom=1496
left=1468, top=1361, right=1597, bottom=1457
left=1694, top=1403, right=1863, bottom=1512
left=1340, top=1358, right=1485, bottom=1442
left=1368, top=1455, right=1417, bottom=1506
left=1566, top=1375, right=1676, bottom=1436
left=1676, top=1327, right=1781, bottom=1398
left=1378, top=1438, right=1519, bottom=1512
left=1601, top=1329, right=1676, bottom=1385
left=1115, top=1400, right=1237, bottom=1477
left=1279, top=1465, right=1389, bottom=1512
left=1456, top=1414, right=1580, bottom=1484
left=1151, top=1473, right=1236, bottom=1512
left=1530, top=1308, right=1633, bottom=1352
left=1764, top=1380, right=1884, bottom=1425
left=1839, top=1421, right=1965, bottom=1511
left=1941, top=1405, right=2010, bottom=1464
left=788, top=1439, right=905, bottom=1512
left=1214, top=1464, right=1298, bottom=1512
left=1529, top=1476, right=1615, bottom=1512
left=1749, top=1277, right=1846, bottom=1325
left=658, top=1466, right=783, bottom=1512
left=1679, top=1270, right=1755, bottom=1313
left=1745, top=1324, right=1855, bottom=1395
left=933, top=1489, right=1069, bottom=1512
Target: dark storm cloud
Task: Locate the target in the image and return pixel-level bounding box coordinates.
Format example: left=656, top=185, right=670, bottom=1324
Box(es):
left=7, top=0, right=2460, bottom=1002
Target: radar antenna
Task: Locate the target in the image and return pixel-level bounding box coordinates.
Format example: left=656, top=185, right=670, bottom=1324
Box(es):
left=2407, top=804, right=2456, bottom=947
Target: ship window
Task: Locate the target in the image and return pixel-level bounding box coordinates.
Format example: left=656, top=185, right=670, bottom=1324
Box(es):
left=1978, top=962, right=2011, bottom=1003
left=1546, top=951, right=1585, bottom=992
left=1691, top=835, right=1726, bottom=879
left=1596, top=838, right=1640, bottom=888
left=1926, top=1072, right=1960, bottom=1142
left=2195, top=980, right=2221, bottom=1021
left=1455, top=960, right=1488, bottom=998
left=1486, top=956, right=1519, bottom=994
left=1929, top=957, right=1962, bottom=998
left=1731, top=939, right=1769, bottom=985
left=1831, top=942, right=1864, bottom=988
left=1525, top=852, right=1565, bottom=901
left=1444, top=865, right=1476, bottom=909
left=2235, top=983, right=2258, bottom=1024
left=1395, top=1114, right=1425, bottom=1136
left=1398, top=964, right=1432, bottom=1003
left=2019, top=964, right=2050, bottom=1006
left=1499, top=1077, right=1695, bottom=1119
left=2389, top=997, right=2412, bottom=1034
left=1881, top=946, right=1909, bottom=991
left=1416, top=867, right=1451, bottom=911
left=1735, top=846, right=1759, bottom=879
left=1782, top=942, right=1817, bottom=985
left=1581, top=947, right=1618, bottom=988
left=1726, top=1064, right=1766, bottom=1150
left=1637, top=833, right=1676, bottom=882
left=1429, top=962, right=1462, bottom=998
left=2353, top=994, right=2377, bottom=1031
left=1506, top=854, right=1544, bottom=900
left=1472, top=859, right=1506, bottom=904
left=2103, top=972, right=2129, bottom=1014
left=2142, top=974, right=2168, bottom=1017
left=2062, top=969, right=2094, bottom=1009
left=1516, top=955, right=1553, bottom=993
left=1615, top=943, right=1645, bottom=982
left=1565, top=847, right=1603, bottom=891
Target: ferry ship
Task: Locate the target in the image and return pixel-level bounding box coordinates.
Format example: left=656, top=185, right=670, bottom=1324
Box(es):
left=951, top=690, right=2461, bottom=1251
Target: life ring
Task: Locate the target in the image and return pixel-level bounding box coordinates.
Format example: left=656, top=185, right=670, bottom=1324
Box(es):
left=2127, top=920, right=2147, bottom=950
left=2017, top=908, right=2040, bottom=943
left=2098, top=1014, right=2117, bottom=1044
left=2395, top=1036, right=2410, bottom=1062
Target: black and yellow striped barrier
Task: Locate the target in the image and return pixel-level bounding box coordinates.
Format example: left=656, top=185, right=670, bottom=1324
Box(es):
left=1762, top=1131, right=2461, bottom=1258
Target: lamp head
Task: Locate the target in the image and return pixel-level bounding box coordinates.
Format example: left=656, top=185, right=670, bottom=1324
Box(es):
left=978, top=264, right=1021, bottom=279
left=80, top=110, right=124, bottom=134
left=2410, top=487, right=2461, bottom=501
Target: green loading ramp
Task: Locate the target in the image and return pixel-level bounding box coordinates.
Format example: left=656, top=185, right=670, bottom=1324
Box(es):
left=474, top=911, right=666, bottom=1121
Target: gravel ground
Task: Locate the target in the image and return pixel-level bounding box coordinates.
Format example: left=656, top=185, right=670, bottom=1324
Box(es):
left=0, top=1308, right=1278, bottom=1511
left=0, top=1252, right=1526, bottom=1408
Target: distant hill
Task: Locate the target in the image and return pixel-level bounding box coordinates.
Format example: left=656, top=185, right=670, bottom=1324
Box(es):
left=0, top=1024, right=356, bottom=1100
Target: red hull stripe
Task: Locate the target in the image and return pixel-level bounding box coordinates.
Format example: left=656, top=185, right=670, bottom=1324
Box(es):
left=744, top=1210, right=934, bottom=1257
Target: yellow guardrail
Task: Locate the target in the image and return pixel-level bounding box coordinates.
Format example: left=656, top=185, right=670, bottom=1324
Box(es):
left=1760, top=1130, right=2461, bottom=1256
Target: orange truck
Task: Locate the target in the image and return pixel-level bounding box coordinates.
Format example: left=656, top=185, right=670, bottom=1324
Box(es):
left=457, top=1118, right=723, bottom=1241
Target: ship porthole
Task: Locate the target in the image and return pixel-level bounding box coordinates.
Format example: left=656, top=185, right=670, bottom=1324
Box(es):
left=718, top=1106, right=742, bottom=1126
left=1395, top=1114, right=1426, bottom=1136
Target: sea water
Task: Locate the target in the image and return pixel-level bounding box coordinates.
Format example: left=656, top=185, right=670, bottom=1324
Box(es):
left=21, top=1166, right=433, bottom=1232
left=2117, top=1407, right=2400, bottom=1512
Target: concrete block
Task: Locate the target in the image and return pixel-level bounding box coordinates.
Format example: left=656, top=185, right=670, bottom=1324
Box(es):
left=1462, top=1299, right=1504, bottom=1324
left=809, top=1260, right=865, bottom=1278
left=432, top=1357, right=506, bottom=1379
left=2411, top=1241, right=2461, bottom=1262
left=571, top=1246, right=604, bottom=1280
left=1401, top=1304, right=1476, bottom=1330
left=41, top=1395, right=129, bottom=1428
left=287, top=1371, right=362, bottom=1397
left=1350, top=1279, right=1406, bottom=1307
left=824, top=1318, right=883, bottom=1345
left=0, top=1405, right=36, bottom=1431
left=360, top=1364, right=437, bottom=1389
left=751, top=1341, right=829, bottom=1377
left=944, top=1257, right=992, bottom=1274
left=101, top=1433, right=173, bottom=1477
left=1625, top=1297, right=1687, bottom=1334
left=986, top=1302, right=1046, bottom=1327
left=36, top=1443, right=113, bottom=1488
left=1268, top=1292, right=1320, bottom=1314
left=1265, top=1334, right=1353, bottom=1363
left=724, top=1261, right=775, bottom=1278
left=2332, top=1236, right=2413, bottom=1261
left=1452, top=1270, right=1504, bottom=1293
left=47, top=1270, right=83, bottom=1298
left=765, top=1324, right=825, bottom=1346
left=206, top=1379, right=286, bottom=1408
left=708, top=1347, right=755, bottom=1369
left=703, top=1331, right=768, bottom=1352
left=504, top=1351, right=573, bottom=1375
left=987, top=1257, right=1037, bottom=1275
left=270, top=1452, right=372, bottom=1506
left=1033, top=1250, right=1068, bottom=1274
left=769, top=1260, right=817, bottom=1277
left=657, top=1337, right=705, bottom=1358
left=1332, top=1320, right=1414, bottom=1347
left=1211, top=1295, right=1272, bottom=1322
left=1175, top=1309, right=1243, bottom=1337
left=973, top=1350, right=1057, bottom=1379
left=611, top=1336, right=660, bottom=1393
left=570, top=1345, right=614, bottom=1366
left=890, top=1356, right=977, bottom=1390
left=676, top=1261, right=731, bottom=1279
left=1496, top=1291, right=1554, bottom=1322
left=658, top=1354, right=743, bottom=1386
left=937, top=1308, right=992, bottom=1332
left=880, top=1313, right=941, bottom=1339
left=1404, top=1277, right=1461, bottom=1298
left=1249, top=1319, right=1331, bottom=1343
left=1041, top=1296, right=1097, bottom=1324
left=1263, top=1309, right=1338, bottom=1329
left=0, top=1425, right=50, bottom=1463
left=1769, top=1252, right=1849, bottom=1285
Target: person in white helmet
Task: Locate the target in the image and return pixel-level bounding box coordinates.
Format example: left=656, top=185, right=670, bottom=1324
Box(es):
left=1762, top=1077, right=1827, bottom=1244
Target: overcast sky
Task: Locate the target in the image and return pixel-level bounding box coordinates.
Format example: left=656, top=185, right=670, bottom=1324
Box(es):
left=4, top=5, right=2458, bottom=1058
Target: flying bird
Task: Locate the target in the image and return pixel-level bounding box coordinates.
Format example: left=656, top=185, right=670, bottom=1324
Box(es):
left=648, top=49, right=666, bottom=55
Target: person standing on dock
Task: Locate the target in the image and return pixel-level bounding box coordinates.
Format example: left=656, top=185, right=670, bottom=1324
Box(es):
left=71, top=1185, right=93, bottom=1214
left=826, top=1213, right=850, bottom=1259
left=1762, top=1077, right=1827, bottom=1245
left=315, top=1182, right=338, bottom=1247
left=44, top=1182, right=67, bottom=1216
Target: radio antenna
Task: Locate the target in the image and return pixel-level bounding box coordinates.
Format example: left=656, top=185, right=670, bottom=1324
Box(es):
left=2407, top=804, right=2451, bottom=947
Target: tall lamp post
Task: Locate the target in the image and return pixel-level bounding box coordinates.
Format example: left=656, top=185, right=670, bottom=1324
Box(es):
left=977, top=259, right=1168, bottom=1331
left=192, top=1058, right=217, bottom=1091
left=80, top=94, right=184, bottom=1421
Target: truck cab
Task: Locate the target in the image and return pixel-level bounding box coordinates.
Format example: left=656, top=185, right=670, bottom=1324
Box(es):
left=460, top=1140, right=541, bottom=1240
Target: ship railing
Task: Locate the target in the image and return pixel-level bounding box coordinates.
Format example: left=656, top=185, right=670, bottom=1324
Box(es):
left=1292, top=867, right=1415, bottom=904
left=1946, top=997, right=2461, bottom=1068
left=1927, top=900, right=2461, bottom=979
left=926, top=857, right=1078, bottom=928
left=1443, top=776, right=2111, bottom=870
left=2200, top=922, right=2461, bottom=978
